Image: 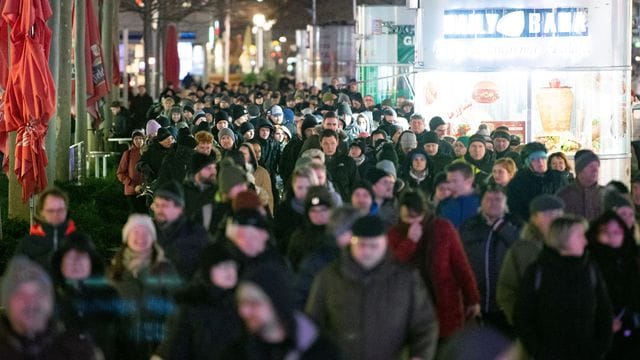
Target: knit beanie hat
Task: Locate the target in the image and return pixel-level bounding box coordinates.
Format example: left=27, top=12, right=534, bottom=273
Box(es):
left=603, top=190, right=633, bottom=212
left=232, top=208, right=270, bottom=231
left=190, top=152, right=217, bottom=175
left=1, top=256, right=53, bottom=310
left=283, top=108, right=294, bottom=124
left=376, top=160, right=397, bottom=178
left=146, top=120, right=161, bottom=137
left=215, top=110, right=230, bottom=124
left=270, top=105, right=284, bottom=116
left=232, top=190, right=263, bottom=212
left=219, top=128, right=236, bottom=141
left=177, top=127, right=197, bottom=148
left=305, top=186, right=335, bottom=213
left=183, top=104, right=195, bottom=114
left=301, top=114, right=319, bottom=134
left=247, top=104, right=261, bottom=117
left=156, top=115, right=171, bottom=127
left=230, top=105, right=248, bottom=121
left=218, top=160, right=247, bottom=194
left=198, top=242, right=236, bottom=281
left=424, top=131, right=439, bottom=144
left=468, top=134, right=486, bottom=146
left=382, top=107, right=397, bottom=118
left=122, top=213, right=157, bottom=244
left=429, top=116, right=446, bottom=131
left=574, top=149, right=599, bottom=175
left=367, top=167, right=391, bottom=185
left=170, top=105, right=182, bottom=114
left=492, top=130, right=511, bottom=141
left=456, top=136, right=470, bottom=148
left=529, top=194, right=565, bottom=215
left=239, top=122, right=254, bottom=135
left=399, top=131, right=418, bottom=149
left=352, top=215, right=385, bottom=238
left=154, top=180, right=185, bottom=207
left=156, top=127, right=172, bottom=142
left=351, top=180, right=375, bottom=201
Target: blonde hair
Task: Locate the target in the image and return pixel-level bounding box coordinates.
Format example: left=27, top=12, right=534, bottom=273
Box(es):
left=546, top=215, right=588, bottom=250
left=493, top=158, right=517, bottom=176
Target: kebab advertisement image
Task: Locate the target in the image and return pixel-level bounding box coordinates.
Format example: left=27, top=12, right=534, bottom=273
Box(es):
left=535, top=78, right=581, bottom=153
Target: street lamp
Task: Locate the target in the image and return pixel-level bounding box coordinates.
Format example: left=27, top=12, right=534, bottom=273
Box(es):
left=253, top=13, right=266, bottom=71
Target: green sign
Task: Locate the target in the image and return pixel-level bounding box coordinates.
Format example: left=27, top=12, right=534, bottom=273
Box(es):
left=397, top=25, right=415, bottom=64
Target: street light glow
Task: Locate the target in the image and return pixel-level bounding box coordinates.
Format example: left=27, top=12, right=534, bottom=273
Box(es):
left=253, top=13, right=266, bottom=27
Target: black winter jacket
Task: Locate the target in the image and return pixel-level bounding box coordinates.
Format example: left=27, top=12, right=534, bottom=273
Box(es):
left=507, top=169, right=568, bottom=221
left=155, top=216, right=211, bottom=280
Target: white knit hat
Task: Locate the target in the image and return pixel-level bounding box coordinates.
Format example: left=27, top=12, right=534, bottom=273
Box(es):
left=122, top=213, right=157, bottom=244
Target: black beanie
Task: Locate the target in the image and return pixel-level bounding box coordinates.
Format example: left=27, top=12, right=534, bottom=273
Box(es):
left=156, top=115, right=171, bottom=127
left=492, top=130, right=511, bottom=141
left=239, top=122, right=254, bottom=135
left=301, top=114, right=318, bottom=134
left=177, top=127, right=197, bottom=148
left=366, top=167, right=390, bottom=185
left=424, top=131, right=439, bottom=144
left=215, top=110, right=230, bottom=123
left=468, top=134, right=486, bottom=146
left=352, top=215, right=385, bottom=237
left=429, top=116, right=446, bottom=131
left=574, top=149, right=599, bottom=175
left=305, top=186, right=335, bottom=213
left=198, top=242, right=236, bottom=281
left=190, top=152, right=216, bottom=175
left=156, top=127, right=172, bottom=142
left=231, top=105, right=248, bottom=120
left=529, top=194, right=564, bottom=215
left=155, top=180, right=185, bottom=207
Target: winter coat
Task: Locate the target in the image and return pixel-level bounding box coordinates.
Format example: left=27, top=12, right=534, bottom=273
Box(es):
left=182, top=179, right=218, bottom=231
left=437, top=139, right=455, bottom=159
left=556, top=182, right=605, bottom=221
left=0, top=316, right=100, bottom=360
left=429, top=153, right=453, bottom=176
left=158, top=284, right=243, bottom=360
left=495, top=149, right=520, bottom=164
left=514, top=246, right=613, bottom=360
left=496, top=223, right=545, bottom=324
left=388, top=217, right=480, bottom=338
left=274, top=196, right=306, bottom=254
left=117, top=146, right=143, bottom=195
left=436, top=193, right=481, bottom=229
left=287, top=223, right=332, bottom=272
left=222, top=237, right=289, bottom=278
left=111, top=260, right=182, bottom=360
left=253, top=165, right=275, bottom=213
left=377, top=120, right=399, bottom=139
left=54, top=278, right=129, bottom=360
left=294, top=243, right=340, bottom=310
left=507, top=169, right=568, bottom=221
left=15, top=219, right=77, bottom=273
left=157, top=144, right=195, bottom=187
left=223, top=313, right=342, bottom=360
left=306, top=252, right=438, bottom=360
left=464, top=151, right=495, bottom=176
left=459, top=213, right=522, bottom=315
left=589, top=240, right=640, bottom=359
left=325, top=153, right=358, bottom=202
left=257, top=137, right=281, bottom=175
left=155, top=216, right=211, bottom=281
left=280, top=135, right=305, bottom=185
left=137, top=140, right=174, bottom=185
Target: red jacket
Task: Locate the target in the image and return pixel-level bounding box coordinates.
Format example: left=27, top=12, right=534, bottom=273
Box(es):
left=388, top=217, right=480, bottom=338
left=117, top=146, right=142, bottom=195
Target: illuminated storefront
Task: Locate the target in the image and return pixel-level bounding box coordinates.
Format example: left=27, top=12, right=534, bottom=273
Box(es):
left=413, top=0, right=632, bottom=182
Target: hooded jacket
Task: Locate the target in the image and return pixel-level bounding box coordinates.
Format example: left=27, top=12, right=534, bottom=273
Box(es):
left=306, top=252, right=438, bottom=360
left=16, top=219, right=77, bottom=273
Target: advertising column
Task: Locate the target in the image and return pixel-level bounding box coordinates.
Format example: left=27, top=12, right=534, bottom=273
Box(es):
left=414, top=0, right=632, bottom=183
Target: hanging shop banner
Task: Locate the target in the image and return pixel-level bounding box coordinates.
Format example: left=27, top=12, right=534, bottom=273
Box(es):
left=358, top=6, right=417, bottom=64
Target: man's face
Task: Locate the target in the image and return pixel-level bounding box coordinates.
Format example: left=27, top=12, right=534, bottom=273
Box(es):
left=196, top=142, right=213, bottom=155
left=350, top=235, right=387, bottom=269
left=530, top=157, right=548, bottom=174
left=40, top=195, right=67, bottom=227
left=532, top=209, right=563, bottom=234
left=469, top=142, right=486, bottom=160
left=410, top=119, right=425, bottom=134
left=351, top=188, right=372, bottom=213
left=210, top=261, right=238, bottom=289
left=243, top=129, right=255, bottom=141
left=270, top=114, right=283, bottom=125
left=159, top=136, right=174, bottom=148
left=383, top=114, right=396, bottom=124
left=259, top=127, right=270, bottom=140
left=152, top=197, right=183, bottom=224
left=320, top=136, right=339, bottom=156
left=434, top=124, right=446, bottom=139
left=577, top=161, right=599, bottom=187
left=364, top=96, right=374, bottom=108
left=447, top=171, right=473, bottom=197
left=220, top=135, right=234, bottom=150
left=424, top=143, right=439, bottom=156
left=562, top=224, right=587, bottom=257
left=481, top=191, right=507, bottom=219
left=493, top=138, right=510, bottom=153
left=171, top=112, right=181, bottom=122
left=61, top=250, right=92, bottom=280
left=8, top=282, right=53, bottom=337
left=220, top=100, right=230, bottom=109
left=110, top=107, right=119, bottom=115
left=323, top=117, right=339, bottom=131
left=196, top=163, right=217, bottom=185
left=216, top=120, right=229, bottom=130
left=229, top=223, right=269, bottom=257
left=308, top=205, right=331, bottom=225
left=312, top=168, right=327, bottom=185
left=632, top=182, right=640, bottom=205
left=372, top=175, right=395, bottom=200
left=412, top=156, right=427, bottom=172
left=138, top=86, right=146, bottom=95
left=237, top=283, right=278, bottom=335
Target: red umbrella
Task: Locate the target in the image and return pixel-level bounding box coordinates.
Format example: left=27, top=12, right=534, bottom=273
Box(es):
left=163, top=24, right=180, bottom=89
left=1, top=0, right=56, bottom=202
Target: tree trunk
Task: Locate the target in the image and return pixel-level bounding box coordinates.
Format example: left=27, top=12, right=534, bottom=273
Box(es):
left=55, top=0, right=73, bottom=182
left=143, top=2, right=153, bottom=97
left=45, top=0, right=61, bottom=183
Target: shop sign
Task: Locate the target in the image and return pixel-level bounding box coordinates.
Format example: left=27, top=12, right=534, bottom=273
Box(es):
left=443, top=8, right=588, bottom=39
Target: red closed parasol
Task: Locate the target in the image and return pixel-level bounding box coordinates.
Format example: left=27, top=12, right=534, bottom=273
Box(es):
left=1, top=0, right=56, bottom=202
left=163, top=23, right=180, bottom=89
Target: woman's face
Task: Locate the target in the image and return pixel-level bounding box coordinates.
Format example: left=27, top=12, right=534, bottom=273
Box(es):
left=127, top=225, right=154, bottom=253
left=454, top=141, right=467, bottom=157
left=598, top=220, right=625, bottom=249
left=292, top=176, right=311, bottom=200
left=210, top=261, right=238, bottom=289
left=550, top=156, right=566, bottom=172
left=615, top=206, right=636, bottom=229
left=239, top=146, right=252, bottom=164
left=133, top=136, right=145, bottom=148
left=61, top=250, right=92, bottom=280
left=492, top=164, right=513, bottom=187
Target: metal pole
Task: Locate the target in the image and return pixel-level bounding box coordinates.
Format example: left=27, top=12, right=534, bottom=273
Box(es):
left=257, top=27, right=264, bottom=71
left=56, top=0, right=73, bottom=182
left=224, top=0, right=231, bottom=83
left=74, top=0, right=87, bottom=146
left=46, top=0, right=61, bottom=183
left=312, top=0, right=316, bottom=86
left=123, top=28, right=129, bottom=105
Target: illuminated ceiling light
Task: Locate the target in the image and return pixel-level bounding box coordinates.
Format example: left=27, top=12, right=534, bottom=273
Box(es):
left=279, top=36, right=287, bottom=43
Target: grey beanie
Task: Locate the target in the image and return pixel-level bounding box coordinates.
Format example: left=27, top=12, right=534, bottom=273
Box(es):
left=218, top=128, right=235, bottom=141
left=1, top=256, right=53, bottom=310
left=399, top=131, right=418, bottom=149
left=154, top=180, right=185, bottom=207
left=574, top=149, right=599, bottom=175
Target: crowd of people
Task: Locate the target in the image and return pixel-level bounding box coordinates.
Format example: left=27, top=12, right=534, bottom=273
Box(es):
left=2, top=76, right=640, bottom=359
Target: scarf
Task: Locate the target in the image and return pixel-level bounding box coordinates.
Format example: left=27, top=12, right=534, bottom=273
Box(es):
left=352, top=155, right=365, bottom=166
left=123, top=247, right=152, bottom=277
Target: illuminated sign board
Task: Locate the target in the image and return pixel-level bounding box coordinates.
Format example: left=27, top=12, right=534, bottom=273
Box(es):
left=443, top=8, right=588, bottom=39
